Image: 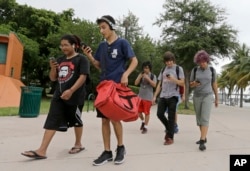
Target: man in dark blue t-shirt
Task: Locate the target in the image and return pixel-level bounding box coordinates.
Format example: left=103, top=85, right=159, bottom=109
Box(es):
left=83, top=15, right=138, bottom=166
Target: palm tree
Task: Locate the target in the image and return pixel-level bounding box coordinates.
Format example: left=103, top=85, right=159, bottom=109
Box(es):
left=219, top=43, right=250, bottom=107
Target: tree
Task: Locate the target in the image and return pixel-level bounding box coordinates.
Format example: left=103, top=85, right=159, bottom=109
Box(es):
left=116, top=11, right=143, bottom=44
left=218, top=43, right=250, bottom=107
left=155, top=0, right=238, bottom=108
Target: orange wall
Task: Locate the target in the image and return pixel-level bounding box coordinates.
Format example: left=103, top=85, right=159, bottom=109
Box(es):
left=0, top=35, right=8, bottom=75
left=5, top=33, right=24, bottom=79
left=0, top=33, right=25, bottom=107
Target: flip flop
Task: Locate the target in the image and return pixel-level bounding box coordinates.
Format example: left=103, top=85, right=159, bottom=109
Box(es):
left=68, top=147, right=85, bottom=154
left=21, top=151, right=47, bottom=159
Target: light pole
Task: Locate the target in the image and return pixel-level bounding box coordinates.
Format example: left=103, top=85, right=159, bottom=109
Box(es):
left=149, top=53, right=153, bottom=63
left=123, top=19, right=130, bottom=39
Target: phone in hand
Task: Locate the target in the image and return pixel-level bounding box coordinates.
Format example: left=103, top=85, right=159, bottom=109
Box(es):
left=49, top=57, right=56, bottom=62
left=80, top=42, right=87, bottom=49
left=195, top=80, right=200, bottom=83
left=166, top=74, right=170, bottom=78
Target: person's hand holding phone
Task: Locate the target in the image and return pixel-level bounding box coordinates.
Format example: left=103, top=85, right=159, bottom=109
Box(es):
left=49, top=57, right=58, bottom=70
left=81, top=42, right=92, bottom=55
left=195, top=80, right=201, bottom=85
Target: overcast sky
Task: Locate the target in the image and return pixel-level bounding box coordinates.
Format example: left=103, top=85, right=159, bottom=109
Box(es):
left=15, top=0, right=250, bottom=45
left=15, top=0, right=250, bottom=72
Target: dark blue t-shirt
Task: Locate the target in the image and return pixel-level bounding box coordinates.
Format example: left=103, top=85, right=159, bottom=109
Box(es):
left=94, top=38, right=135, bottom=83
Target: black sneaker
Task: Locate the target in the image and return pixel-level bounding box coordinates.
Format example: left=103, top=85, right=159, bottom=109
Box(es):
left=196, top=138, right=207, bottom=144
left=114, top=146, right=126, bottom=165
left=93, top=151, right=113, bottom=166
left=140, top=122, right=145, bottom=130
left=174, top=123, right=179, bottom=134
left=199, top=140, right=206, bottom=151
left=141, top=127, right=148, bottom=134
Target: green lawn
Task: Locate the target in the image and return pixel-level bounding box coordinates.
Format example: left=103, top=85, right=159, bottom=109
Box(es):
left=0, top=97, right=95, bottom=116
left=0, top=98, right=194, bottom=116
left=177, top=102, right=195, bottom=115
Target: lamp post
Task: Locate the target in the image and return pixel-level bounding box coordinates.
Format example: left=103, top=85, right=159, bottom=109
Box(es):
left=149, top=53, right=153, bottom=63
left=123, top=19, right=130, bottom=39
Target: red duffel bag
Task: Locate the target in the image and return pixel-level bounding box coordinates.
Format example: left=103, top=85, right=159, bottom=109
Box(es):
left=94, top=80, right=141, bottom=122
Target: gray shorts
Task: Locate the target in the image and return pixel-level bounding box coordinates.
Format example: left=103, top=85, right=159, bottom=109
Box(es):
left=193, top=94, right=213, bottom=126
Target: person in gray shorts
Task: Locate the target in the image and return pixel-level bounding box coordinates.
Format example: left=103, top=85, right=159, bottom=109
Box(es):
left=190, top=50, right=218, bottom=151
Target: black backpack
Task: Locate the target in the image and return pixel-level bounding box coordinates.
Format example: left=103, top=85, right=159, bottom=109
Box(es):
left=193, top=66, right=215, bottom=84
left=160, top=65, right=182, bottom=90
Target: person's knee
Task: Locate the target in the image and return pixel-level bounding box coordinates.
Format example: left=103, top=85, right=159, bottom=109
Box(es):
left=111, top=120, right=122, bottom=127
left=157, top=112, right=164, bottom=119
left=102, top=118, right=110, bottom=125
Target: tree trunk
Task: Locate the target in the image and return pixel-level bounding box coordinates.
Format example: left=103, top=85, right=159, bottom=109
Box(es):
left=240, top=88, right=243, bottom=108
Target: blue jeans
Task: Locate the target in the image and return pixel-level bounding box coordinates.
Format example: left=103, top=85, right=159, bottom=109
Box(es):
left=157, top=96, right=178, bottom=139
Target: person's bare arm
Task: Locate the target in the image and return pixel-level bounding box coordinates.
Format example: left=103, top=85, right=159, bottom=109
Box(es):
left=82, top=46, right=101, bottom=71
left=60, top=74, right=87, bottom=100
left=212, top=81, right=219, bottom=107
left=134, top=73, right=143, bottom=86
left=121, top=57, right=138, bottom=86
left=152, top=80, right=161, bottom=104
left=49, top=60, right=58, bottom=81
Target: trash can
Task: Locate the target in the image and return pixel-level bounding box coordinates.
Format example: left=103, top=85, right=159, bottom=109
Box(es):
left=19, top=86, right=43, bottom=117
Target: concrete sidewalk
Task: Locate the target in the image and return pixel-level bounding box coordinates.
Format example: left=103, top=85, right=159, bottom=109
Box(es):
left=0, top=104, right=250, bottom=171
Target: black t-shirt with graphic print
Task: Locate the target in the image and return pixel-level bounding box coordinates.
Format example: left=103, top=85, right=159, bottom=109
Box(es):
left=53, top=54, right=90, bottom=105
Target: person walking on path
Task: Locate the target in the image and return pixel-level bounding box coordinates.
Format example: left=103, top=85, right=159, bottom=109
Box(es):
left=82, top=15, right=138, bottom=166
left=190, top=50, right=218, bottom=151
left=21, top=34, right=90, bottom=159
left=153, top=51, right=185, bottom=145
left=134, top=61, right=156, bottom=134
left=165, top=84, right=185, bottom=134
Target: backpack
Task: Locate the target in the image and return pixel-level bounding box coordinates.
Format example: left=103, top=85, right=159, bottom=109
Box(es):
left=193, top=66, right=215, bottom=84
left=160, top=65, right=184, bottom=95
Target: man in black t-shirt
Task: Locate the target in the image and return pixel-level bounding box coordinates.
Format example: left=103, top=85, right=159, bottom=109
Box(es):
left=21, top=34, right=90, bottom=159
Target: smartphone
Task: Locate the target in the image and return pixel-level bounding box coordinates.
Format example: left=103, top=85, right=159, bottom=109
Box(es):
left=166, top=74, right=170, bottom=78
left=195, top=80, right=200, bottom=83
left=80, top=42, right=87, bottom=49
left=49, top=57, right=56, bottom=62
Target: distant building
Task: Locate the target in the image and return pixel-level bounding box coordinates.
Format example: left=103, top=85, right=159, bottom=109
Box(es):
left=0, top=32, right=24, bottom=107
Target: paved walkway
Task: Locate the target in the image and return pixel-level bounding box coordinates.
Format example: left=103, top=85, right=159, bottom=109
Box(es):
left=0, top=104, right=250, bottom=171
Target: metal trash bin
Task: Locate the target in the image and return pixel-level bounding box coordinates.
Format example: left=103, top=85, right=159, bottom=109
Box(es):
left=19, top=86, right=43, bottom=117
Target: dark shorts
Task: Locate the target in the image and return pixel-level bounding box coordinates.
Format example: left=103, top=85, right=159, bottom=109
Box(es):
left=96, top=108, right=108, bottom=119
left=44, top=98, right=84, bottom=131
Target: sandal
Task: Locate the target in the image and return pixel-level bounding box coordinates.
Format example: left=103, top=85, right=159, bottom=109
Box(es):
left=68, top=147, right=85, bottom=154
left=21, top=150, right=47, bottom=159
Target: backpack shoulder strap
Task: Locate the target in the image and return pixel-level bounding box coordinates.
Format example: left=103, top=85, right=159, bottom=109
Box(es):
left=175, top=65, right=180, bottom=90
left=176, top=65, right=180, bottom=79
left=193, top=66, right=214, bottom=83
left=193, top=66, right=198, bottom=80
left=160, top=66, right=166, bottom=87
left=161, top=66, right=166, bottom=74
left=209, top=66, right=215, bottom=81
left=209, top=66, right=215, bottom=84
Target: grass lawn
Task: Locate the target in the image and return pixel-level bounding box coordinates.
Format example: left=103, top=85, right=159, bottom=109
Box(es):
left=177, top=102, right=195, bottom=115
left=0, top=97, right=96, bottom=116
left=0, top=98, right=194, bottom=116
